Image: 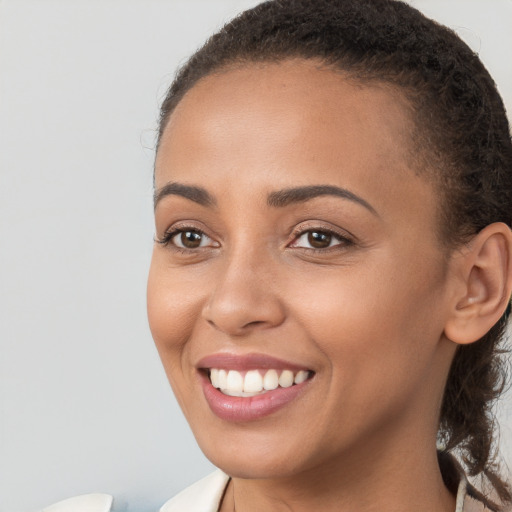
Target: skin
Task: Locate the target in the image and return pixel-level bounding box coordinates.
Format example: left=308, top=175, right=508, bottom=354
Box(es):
left=148, top=59, right=461, bottom=512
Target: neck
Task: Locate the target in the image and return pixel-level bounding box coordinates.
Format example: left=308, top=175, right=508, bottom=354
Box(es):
left=221, top=423, right=456, bottom=512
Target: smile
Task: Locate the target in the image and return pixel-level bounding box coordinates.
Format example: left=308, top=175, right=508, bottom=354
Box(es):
left=197, top=353, right=315, bottom=421
left=209, top=368, right=311, bottom=397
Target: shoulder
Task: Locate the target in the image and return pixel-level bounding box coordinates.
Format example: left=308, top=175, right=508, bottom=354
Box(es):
left=457, top=477, right=485, bottom=512
left=159, top=470, right=230, bottom=512
left=459, top=483, right=512, bottom=512
left=449, top=457, right=510, bottom=512
left=458, top=483, right=511, bottom=512
left=439, top=450, right=511, bottom=512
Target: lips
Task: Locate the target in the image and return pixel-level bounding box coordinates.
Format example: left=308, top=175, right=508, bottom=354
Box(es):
left=196, top=353, right=314, bottom=422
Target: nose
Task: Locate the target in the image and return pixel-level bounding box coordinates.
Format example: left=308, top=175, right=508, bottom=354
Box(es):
left=202, top=251, right=286, bottom=336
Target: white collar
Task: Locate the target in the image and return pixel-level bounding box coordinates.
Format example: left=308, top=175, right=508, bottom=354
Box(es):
left=159, top=464, right=487, bottom=512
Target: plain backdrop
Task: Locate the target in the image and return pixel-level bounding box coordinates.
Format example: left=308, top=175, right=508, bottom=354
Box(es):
left=1, top=1, right=511, bottom=511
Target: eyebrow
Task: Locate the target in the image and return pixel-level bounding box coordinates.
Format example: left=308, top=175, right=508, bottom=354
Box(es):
left=154, top=182, right=377, bottom=216
left=154, top=182, right=216, bottom=208
left=267, top=185, right=378, bottom=215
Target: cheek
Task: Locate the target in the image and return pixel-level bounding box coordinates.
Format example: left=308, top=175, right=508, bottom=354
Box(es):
left=147, top=255, right=210, bottom=425
left=147, top=253, right=202, bottom=372
left=288, top=252, right=447, bottom=405
left=295, top=279, right=425, bottom=386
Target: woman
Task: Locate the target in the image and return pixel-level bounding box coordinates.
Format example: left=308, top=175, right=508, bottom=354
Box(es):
left=148, top=0, right=512, bottom=511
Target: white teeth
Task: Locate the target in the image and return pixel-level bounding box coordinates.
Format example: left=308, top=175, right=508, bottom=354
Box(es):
left=222, top=389, right=262, bottom=397
left=278, top=370, right=294, bottom=388
left=294, top=370, right=308, bottom=384
left=209, top=368, right=311, bottom=397
left=244, top=370, right=263, bottom=393
left=218, top=369, right=227, bottom=389
left=263, top=369, right=279, bottom=390
left=226, top=370, right=243, bottom=393
left=210, top=368, right=220, bottom=388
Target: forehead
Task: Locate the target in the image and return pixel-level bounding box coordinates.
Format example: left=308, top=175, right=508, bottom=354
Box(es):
left=156, top=59, right=418, bottom=182
left=155, top=59, right=438, bottom=238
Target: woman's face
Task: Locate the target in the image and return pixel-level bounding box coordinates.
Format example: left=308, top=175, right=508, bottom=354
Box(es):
left=148, top=60, right=457, bottom=479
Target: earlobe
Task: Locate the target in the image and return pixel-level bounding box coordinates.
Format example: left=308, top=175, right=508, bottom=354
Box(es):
left=444, top=223, right=512, bottom=345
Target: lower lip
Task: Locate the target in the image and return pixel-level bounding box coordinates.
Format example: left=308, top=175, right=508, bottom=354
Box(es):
left=200, top=373, right=311, bottom=422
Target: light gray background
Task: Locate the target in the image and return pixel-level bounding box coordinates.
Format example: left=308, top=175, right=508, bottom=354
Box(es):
left=1, top=1, right=511, bottom=511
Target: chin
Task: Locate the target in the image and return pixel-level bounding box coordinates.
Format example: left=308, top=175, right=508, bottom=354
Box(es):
left=205, top=449, right=309, bottom=480
left=191, top=420, right=325, bottom=479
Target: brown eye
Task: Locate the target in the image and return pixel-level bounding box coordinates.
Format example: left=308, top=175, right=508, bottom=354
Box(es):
left=157, top=226, right=219, bottom=250
left=290, top=228, right=352, bottom=251
left=166, top=229, right=215, bottom=249
left=179, top=231, right=203, bottom=248
left=307, top=231, right=332, bottom=248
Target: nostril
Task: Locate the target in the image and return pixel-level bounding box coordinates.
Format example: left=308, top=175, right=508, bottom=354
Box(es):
left=207, top=317, right=271, bottom=335
left=245, top=320, right=266, bottom=328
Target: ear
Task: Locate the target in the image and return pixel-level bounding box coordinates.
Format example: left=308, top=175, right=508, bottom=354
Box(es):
left=444, top=222, right=512, bottom=345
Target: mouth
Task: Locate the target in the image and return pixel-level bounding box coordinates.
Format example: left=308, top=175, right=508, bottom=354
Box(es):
left=196, top=353, right=315, bottom=422
left=208, top=368, right=311, bottom=397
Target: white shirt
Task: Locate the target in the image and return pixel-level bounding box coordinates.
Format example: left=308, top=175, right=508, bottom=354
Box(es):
left=39, top=463, right=502, bottom=512
left=159, top=468, right=490, bottom=512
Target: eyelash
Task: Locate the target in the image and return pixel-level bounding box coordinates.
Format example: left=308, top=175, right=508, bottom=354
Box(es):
left=156, top=226, right=216, bottom=252
left=289, top=225, right=354, bottom=252
left=156, top=225, right=354, bottom=253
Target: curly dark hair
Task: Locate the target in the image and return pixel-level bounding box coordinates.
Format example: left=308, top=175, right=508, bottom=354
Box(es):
left=156, top=0, right=512, bottom=507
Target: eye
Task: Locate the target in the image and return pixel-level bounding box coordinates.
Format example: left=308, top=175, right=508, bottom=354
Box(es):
left=290, top=229, right=351, bottom=250
left=157, top=228, right=217, bottom=250
left=173, top=230, right=211, bottom=249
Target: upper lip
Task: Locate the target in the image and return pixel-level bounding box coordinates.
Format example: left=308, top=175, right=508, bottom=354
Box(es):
left=196, top=352, right=312, bottom=372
